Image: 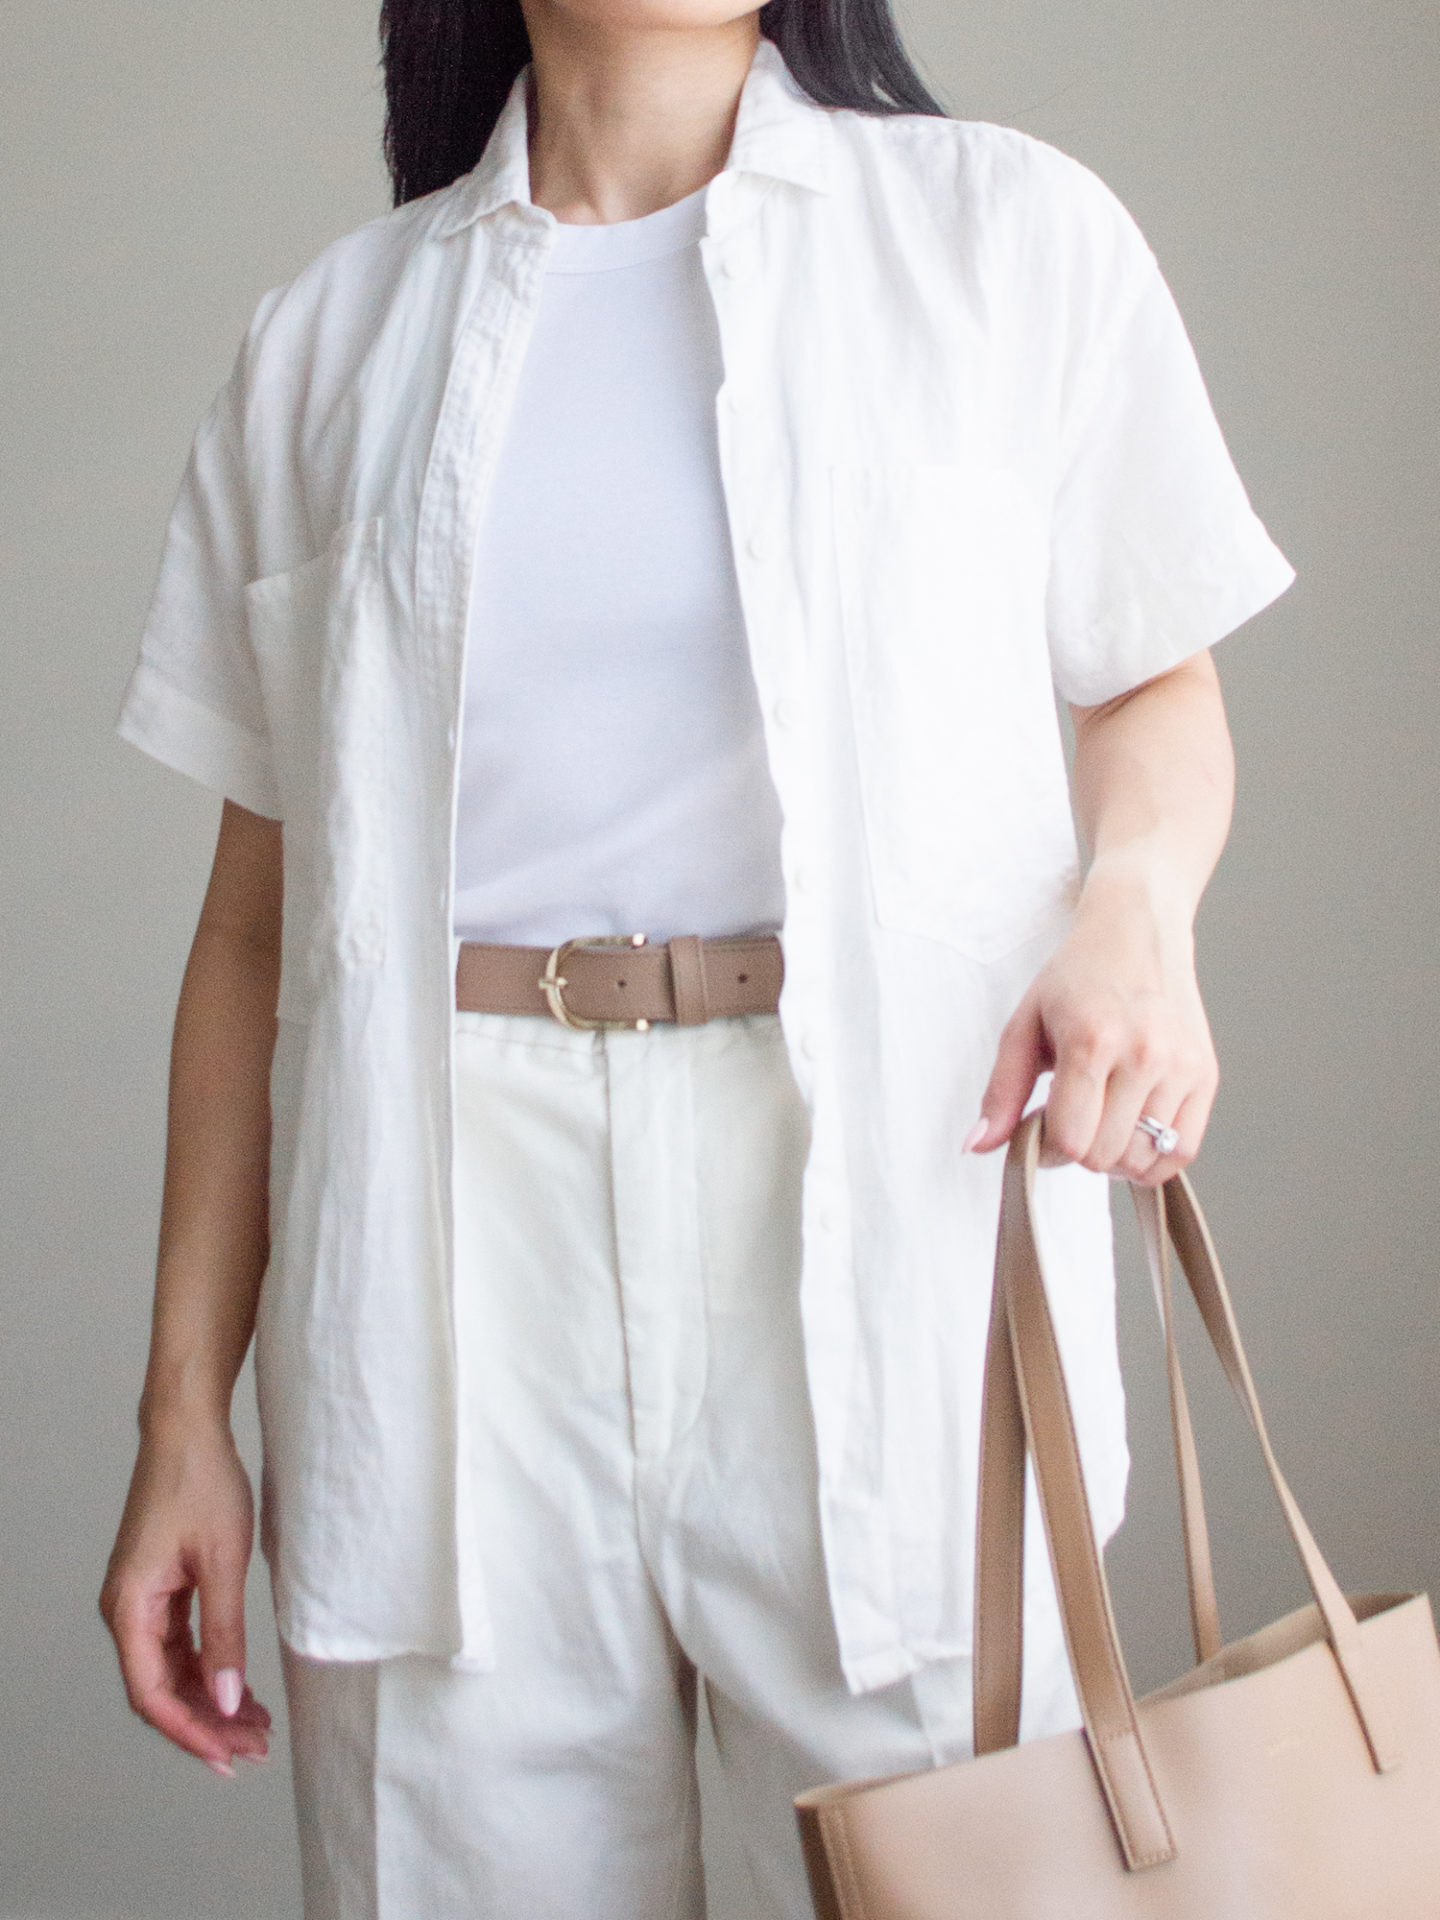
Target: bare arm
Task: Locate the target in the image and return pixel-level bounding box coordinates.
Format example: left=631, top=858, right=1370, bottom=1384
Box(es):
left=101, top=798, right=282, bottom=1774
left=967, top=648, right=1233, bottom=1182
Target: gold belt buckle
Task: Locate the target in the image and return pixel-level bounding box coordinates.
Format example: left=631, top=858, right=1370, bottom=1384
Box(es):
left=539, top=933, right=653, bottom=1031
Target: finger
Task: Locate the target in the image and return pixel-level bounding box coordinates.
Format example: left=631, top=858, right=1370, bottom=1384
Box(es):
left=1085, top=1060, right=1165, bottom=1176
left=196, top=1545, right=248, bottom=1720
left=1127, top=1084, right=1213, bottom=1188
left=176, top=1588, right=270, bottom=1759
left=1037, top=1017, right=1118, bottom=1167
left=109, top=1582, right=237, bottom=1770
left=234, top=1685, right=273, bottom=1731
left=166, top=1600, right=271, bottom=1765
left=1110, top=1100, right=1175, bottom=1184
left=967, top=997, right=1050, bottom=1152
left=213, top=1681, right=273, bottom=1746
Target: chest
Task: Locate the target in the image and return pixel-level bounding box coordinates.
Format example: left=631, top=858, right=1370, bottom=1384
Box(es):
left=259, top=177, right=1061, bottom=649
left=243, top=180, right=1077, bottom=1022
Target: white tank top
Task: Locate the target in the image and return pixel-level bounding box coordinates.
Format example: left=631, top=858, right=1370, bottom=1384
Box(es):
left=452, top=184, right=787, bottom=948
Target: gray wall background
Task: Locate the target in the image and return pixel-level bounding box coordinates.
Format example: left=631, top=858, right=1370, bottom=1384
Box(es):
left=2, top=1, right=1435, bottom=1914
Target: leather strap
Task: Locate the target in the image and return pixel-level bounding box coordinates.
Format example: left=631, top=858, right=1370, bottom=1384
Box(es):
left=668, top=934, right=712, bottom=1027
left=1133, top=1183, right=1222, bottom=1665
left=974, top=1115, right=1402, bottom=1873
left=995, top=1120, right=1177, bottom=1869
left=454, top=932, right=782, bottom=1028
left=1144, top=1176, right=1401, bottom=1772
left=972, top=1176, right=1030, bottom=1755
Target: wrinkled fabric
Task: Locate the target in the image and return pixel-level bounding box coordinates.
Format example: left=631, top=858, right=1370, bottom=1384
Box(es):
left=281, top=1008, right=1081, bottom=1920
left=114, top=34, right=1294, bottom=1689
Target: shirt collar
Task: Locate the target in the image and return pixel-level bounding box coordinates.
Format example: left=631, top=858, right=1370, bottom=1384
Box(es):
left=431, top=34, right=833, bottom=239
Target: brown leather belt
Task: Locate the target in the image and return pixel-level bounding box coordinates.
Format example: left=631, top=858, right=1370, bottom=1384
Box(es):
left=454, top=932, right=784, bottom=1031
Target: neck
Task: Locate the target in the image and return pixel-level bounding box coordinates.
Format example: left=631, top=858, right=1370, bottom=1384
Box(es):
left=519, top=5, right=760, bottom=223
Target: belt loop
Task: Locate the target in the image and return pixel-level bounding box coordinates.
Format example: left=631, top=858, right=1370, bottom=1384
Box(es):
left=668, top=935, right=711, bottom=1027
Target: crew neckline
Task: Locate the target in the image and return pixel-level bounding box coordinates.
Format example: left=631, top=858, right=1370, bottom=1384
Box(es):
left=543, top=183, right=710, bottom=274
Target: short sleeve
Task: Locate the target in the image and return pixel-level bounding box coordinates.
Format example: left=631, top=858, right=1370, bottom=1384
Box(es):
left=115, top=328, right=283, bottom=820
left=1045, top=243, right=1296, bottom=708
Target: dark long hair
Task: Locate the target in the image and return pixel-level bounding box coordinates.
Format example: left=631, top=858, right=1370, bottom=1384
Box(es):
left=379, top=1, right=948, bottom=209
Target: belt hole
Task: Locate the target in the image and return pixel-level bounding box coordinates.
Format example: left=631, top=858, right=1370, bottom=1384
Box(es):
left=737, top=972, right=748, bottom=983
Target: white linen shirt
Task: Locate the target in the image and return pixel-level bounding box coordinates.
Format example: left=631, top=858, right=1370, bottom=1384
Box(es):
left=115, top=35, right=1294, bottom=1693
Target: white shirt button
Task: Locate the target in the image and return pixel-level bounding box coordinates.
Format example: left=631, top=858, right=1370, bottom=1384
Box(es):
left=799, top=1031, right=820, bottom=1062
left=790, top=865, right=813, bottom=895
left=716, top=253, right=741, bottom=280
left=818, top=1203, right=841, bottom=1233
left=747, top=529, right=776, bottom=561
left=773, top=697, right=799, bottom=729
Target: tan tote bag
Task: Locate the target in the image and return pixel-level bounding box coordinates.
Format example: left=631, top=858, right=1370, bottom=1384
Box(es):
left=795, top=1112, right=1440, bottom=1918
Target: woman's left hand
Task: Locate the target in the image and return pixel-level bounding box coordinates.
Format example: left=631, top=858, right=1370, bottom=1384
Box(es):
left=963, top=869, right=1218, bottom=1186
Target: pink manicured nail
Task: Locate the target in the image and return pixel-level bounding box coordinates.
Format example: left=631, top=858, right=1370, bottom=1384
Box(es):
left=207, top=1758, right=236, bottom=1780
left=213, top=1669, right=243, bottom=1717
left=962, top=1120, right=989, bottom=1153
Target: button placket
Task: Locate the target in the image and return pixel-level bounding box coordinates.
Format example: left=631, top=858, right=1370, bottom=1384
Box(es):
left=704, top=175, right=822, bottom=1111
left=417, top=210, right=558, bottom=1671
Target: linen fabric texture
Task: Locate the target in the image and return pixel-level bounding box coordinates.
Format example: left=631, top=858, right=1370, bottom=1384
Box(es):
left=113, top=35, right=1296, bottom=1689
left=281, top=1011, right=1083, bottom=1920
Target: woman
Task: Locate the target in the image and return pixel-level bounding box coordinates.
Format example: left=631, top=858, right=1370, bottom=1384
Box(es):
left=101, top=0, right=1294, bottom=1914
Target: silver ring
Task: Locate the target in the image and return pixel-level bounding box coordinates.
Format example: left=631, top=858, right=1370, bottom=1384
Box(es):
left=1136, top=1114, right=1180, bottom=1157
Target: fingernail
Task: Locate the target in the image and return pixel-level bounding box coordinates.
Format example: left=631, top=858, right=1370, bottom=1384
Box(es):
left=962, top=1120, right=989, bottom=1153
left=213, top=1669, right=243, bottom=1717
left=207, top=1758, right=236, bottom=1780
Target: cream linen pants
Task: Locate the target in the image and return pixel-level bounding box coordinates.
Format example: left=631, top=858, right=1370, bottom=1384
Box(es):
left=280, top=1008, right=1080, bottom=1919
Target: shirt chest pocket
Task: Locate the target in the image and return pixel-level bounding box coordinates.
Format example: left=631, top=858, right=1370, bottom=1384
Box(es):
left=245, top=516, right=390, bottom=1021
left=830, top=460, right=1081, bottom=964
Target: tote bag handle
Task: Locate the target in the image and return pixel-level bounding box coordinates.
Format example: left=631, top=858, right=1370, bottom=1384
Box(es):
left=971, top=1113, right=1401, bottom=1870
left=974, top=1133, right=1227, bottom=1735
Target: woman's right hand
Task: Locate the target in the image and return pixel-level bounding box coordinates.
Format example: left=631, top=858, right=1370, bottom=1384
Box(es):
left=100, top=1417, right=272, bottom=1776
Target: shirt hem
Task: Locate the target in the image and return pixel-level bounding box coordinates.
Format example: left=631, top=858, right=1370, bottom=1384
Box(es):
left=838, top=1487, right=1128, bottom=1696
left=272, top=1609, right=496, bottom=1672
